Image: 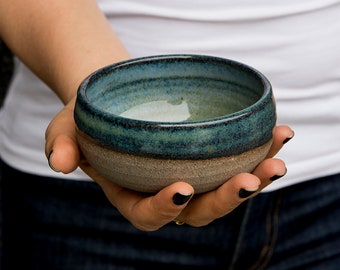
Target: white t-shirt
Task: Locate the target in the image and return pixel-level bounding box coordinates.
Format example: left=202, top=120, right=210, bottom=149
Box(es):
left=1, top=0, right=340, bottom=192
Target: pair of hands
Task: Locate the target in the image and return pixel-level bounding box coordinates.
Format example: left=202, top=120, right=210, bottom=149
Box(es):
left=1, top=0, right=292, bottom=230
left=46, top=97, right=293, bottom=231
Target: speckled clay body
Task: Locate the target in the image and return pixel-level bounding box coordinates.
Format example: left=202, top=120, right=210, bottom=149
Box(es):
left=77, top=130, right=272, bottom=193
left=74, top=54, right=276, bottom=193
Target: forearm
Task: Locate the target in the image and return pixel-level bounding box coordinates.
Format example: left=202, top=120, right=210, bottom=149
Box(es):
left=0, top=0, right=130, bottom=103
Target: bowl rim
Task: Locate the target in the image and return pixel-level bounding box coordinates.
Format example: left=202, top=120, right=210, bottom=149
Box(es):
left=76, top=54, right=273, bottom=128
left=74, top=54, right=276, bottom=159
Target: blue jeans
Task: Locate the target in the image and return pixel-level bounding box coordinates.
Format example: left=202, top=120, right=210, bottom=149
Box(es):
left=1, top=161, right=339, bottom=270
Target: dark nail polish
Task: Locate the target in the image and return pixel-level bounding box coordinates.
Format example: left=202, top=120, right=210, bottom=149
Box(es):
left=48, top=150, right=60, bottom=173
left=239, top=189, right=256, bottom=199
left=283, top=132, right=294, bottom=144
left=270, top=173, right=285, bottom=181
left=283, top=137, right=292, bottom=144
left=270, top=167, right=287, bottom=181
left=172, top=193, right=192, bottom=205
left=270, top=175, right=283, bottom=181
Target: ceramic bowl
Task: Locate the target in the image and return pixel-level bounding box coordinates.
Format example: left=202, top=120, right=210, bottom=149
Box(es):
left=74, top=54, right=276, bottom=194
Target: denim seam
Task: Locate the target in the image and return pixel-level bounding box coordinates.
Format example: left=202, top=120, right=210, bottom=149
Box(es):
left=228, top=200, right=254, bottom=270
left=249, top=194, right=282, bottom=270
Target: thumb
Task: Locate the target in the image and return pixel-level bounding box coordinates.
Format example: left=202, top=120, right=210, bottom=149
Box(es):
left=45, top=97, right=80, bottom=173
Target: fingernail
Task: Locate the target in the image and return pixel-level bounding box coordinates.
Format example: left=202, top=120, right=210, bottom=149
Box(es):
left=239, top=188, right=257, bottom=199
left=48, top=150, right=60, bottom=173
left=172, top=193, right=192, bottom=205
left=283, top=131, right=295, bottom=144
left=270, top=167, right=287, bottom=181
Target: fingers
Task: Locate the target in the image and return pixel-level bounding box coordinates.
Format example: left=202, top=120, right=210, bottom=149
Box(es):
left=175, top=173, right=261, bottom=227
left=97, top=158, right=286, bottom=230
left=171, top=126, right=293, bottom=227
left=252, top=158, right=287, bottom=190
left=121, top=182, right=194, bottom=231
left=267, top=125, right=294, bottom=158
left=173, top=159, right=286, bottom=227
left=45, top=97, right=80, bottom=173
left=85, top=158, right=284, bottom=230
left=81, top=160, right=194, bottom=231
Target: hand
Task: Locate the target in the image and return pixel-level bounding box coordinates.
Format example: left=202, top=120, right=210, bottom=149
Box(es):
left=45, top=100, right=294, bottom=231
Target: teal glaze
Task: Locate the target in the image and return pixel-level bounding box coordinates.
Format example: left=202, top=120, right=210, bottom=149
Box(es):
left=74, top=54, right=276, bottom=159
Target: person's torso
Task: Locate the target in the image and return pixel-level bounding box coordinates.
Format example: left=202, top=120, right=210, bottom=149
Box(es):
left=1, top=0, right=340, bottom=190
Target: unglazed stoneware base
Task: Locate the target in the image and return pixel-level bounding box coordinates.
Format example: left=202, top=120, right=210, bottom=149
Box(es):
left=77, top=130, right=272, bottom=194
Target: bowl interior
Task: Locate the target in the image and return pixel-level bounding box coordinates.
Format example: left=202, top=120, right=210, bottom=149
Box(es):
left=84, top=55, right=266, bottom=123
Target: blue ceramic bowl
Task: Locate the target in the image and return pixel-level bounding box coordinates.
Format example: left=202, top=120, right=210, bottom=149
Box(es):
left=74, top=54, right=276, bottom=193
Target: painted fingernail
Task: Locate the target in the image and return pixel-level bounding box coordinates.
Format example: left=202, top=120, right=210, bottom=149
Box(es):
left=270, top=167, right=287, bottom=181
left=48, top=150, right=60, bottom=173
left=172, top=193, right=192, bottom=205
left=283, top=131, right=295, bottom=144
left=239, top=189, right=257, bottom=199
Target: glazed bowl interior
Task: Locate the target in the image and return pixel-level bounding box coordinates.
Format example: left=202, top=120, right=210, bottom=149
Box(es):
left=84, top=55, right=265, bottom=123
